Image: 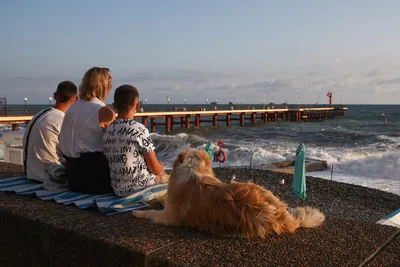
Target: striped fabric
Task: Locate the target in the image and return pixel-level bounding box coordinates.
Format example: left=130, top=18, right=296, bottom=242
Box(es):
left=377, top=208, right=400, bottom=228
left=0, top=176, right=168, bottom=216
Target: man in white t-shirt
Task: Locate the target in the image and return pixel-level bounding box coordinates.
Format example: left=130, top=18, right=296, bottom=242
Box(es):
left=22, top=81, right=78, bottom=188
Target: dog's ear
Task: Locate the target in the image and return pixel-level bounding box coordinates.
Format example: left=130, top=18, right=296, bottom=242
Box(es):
left=177, top=151, right=186, bottom=164
left=198, top=150, right=212, bottom=167
left=198, top=150, right=209, bottom=161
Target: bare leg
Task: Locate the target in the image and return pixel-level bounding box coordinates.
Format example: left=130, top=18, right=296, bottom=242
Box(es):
left=132, top=209, right=169, bottom=225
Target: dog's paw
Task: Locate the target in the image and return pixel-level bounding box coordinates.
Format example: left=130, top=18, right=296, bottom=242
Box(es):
left=132, top=210, right=143, bottom=218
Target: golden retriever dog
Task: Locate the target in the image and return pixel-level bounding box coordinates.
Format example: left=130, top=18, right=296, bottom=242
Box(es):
left=132, top=149, right=325, bottom=238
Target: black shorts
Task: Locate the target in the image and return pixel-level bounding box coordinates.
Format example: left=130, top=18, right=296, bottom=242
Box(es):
left=64, top=152, right=113, bottom=194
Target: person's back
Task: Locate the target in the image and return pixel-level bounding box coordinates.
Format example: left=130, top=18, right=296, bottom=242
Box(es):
left=58, top=67, right=116, bottom=194
left=103, top=119, right=157, bottom=196
left=59, top=97, right=105, bottom=158
left=22, top=81, right=78, bottom=185
left=23, top=108, right=64, bottom=181
left=102, top=84, right=167, bottom=197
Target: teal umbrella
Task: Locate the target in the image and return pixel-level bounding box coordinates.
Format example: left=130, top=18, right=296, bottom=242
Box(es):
left=292, top=143, right=306, bottom=201
left=204, top=141, right=214, bottom=160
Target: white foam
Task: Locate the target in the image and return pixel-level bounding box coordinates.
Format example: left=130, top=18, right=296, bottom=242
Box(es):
left=0, top=140, right=4, bottom=162
left=311, top=170, right=400, bottom=196
left=153, top=135, right=400, bottom=196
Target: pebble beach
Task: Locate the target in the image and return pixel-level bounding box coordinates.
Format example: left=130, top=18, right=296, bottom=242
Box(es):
left=1, top=162, right=399, bottom=224
left=1, top=162, right=400, bottom=265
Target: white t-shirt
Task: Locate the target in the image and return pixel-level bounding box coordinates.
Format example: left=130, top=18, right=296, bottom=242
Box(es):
left=22, top=108, right=64, bottom=182
left=59, top=98, right=105, bottom=158
left=102, top=119, right=157, bottom=197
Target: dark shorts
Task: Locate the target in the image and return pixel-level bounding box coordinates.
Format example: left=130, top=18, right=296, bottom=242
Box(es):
left=64, top=152, right=113, bottom=194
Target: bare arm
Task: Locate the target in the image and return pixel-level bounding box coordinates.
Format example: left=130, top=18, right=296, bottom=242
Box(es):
left=144, top=151, right=164, bottom=175
left=98, top=106, right=116, bottom=129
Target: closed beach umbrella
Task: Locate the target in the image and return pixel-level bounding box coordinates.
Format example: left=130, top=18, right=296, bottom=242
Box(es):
left=292, top=143, right=306, bottom=201
left=204, top=141, right=214, bottom=160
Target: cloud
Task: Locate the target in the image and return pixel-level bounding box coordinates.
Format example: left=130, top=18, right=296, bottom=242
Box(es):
left=121, top=69, right=238, bottom=84
left=3, top=54, right=400, bottom=104
left=363, top=69, right=380, bottom=77
left=375, top=76, right=400, bottom=85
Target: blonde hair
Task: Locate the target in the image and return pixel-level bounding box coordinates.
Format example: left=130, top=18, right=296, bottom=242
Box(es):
left=79, top=67, right=112, bottom=102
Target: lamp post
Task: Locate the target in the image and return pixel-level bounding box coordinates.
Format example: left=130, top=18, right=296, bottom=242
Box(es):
left=184, top=98, right=187, bottom=105
left=24, top=97, right=28, bottom=114
left=205, top=97, right=208, bottom=104
left=241, top=100, right=244, bottom=104
left=297, top=91, right=300, bottom=107
left=167, top=96, right=171, bottom=104
left=236, top=100, right=238, bottom=105
left=49, top=97, right=52, bottom=106
left=144, top=99, right=147, bottom=104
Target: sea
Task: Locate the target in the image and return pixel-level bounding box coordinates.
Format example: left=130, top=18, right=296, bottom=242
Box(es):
left=1, top=104, right=399, bottom=195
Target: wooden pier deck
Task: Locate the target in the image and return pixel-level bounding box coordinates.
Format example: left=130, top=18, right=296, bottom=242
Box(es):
left=0, top=107, right=347, bottom=133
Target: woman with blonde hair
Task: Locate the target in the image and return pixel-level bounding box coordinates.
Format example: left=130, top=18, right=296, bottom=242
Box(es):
left=59, top=67, right=115, bottom=194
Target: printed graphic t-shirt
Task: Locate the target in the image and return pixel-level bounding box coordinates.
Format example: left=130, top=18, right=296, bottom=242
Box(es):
left=102, top=119, right=157, bottom=197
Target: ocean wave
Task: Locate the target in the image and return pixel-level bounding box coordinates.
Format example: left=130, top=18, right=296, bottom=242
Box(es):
left=151, top=133, right=400, bottom=185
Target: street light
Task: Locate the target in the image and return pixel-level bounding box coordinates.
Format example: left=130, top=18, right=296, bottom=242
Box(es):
left=24, top=97, right=28, bottom=114
left=297, top=91, right=300, bottom=107
left=49, top=97, right=52, bottom=106
left=241, top=100, right=244, bottom=104
left=236, top=100, right=238, bottom=105
left=184, top=98, right=187, bottom=104
left=205, top=97, right=208, bottom=104
left=167, top=96, right=171, bottom=104
left=144, top=99, right=147, bottom=104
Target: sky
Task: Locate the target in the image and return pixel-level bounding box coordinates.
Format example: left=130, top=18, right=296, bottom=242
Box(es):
left=1, top=0, right=400, bottom=104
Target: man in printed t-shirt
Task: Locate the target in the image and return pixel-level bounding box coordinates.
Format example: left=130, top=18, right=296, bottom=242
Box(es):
left=102, top=84, right=168, bottom=197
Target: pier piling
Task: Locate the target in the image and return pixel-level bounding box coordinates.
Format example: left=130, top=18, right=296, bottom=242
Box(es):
left=212, top=114, right=218, bottom=127
left=240, top=113, right=245, bottom=126
left=165, top=116, right=171, bottom=132
left=226, top=114, right=231, bottom=127
left=151, top=118, right=156, bottom=132
left=185, top=115, right=191, bottom=129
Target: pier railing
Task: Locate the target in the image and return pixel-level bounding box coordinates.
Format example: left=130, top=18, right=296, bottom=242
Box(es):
left=0, top=106, right=347, bottom=133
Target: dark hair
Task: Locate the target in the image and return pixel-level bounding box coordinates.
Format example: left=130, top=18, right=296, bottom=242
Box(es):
left=56, top=81, right=78, bottom=103
left=113, top=84, right=139, bottom=113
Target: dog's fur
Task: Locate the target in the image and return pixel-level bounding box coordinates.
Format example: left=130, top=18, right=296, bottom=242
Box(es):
left=132, top=149, right=325, bottom=238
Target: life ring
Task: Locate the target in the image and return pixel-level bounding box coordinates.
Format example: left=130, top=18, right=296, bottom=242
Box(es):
left=215, top=149, right=226, bottom=163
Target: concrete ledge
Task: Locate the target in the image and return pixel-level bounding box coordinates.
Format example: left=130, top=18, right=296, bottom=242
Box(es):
left=1, top=164, right=399, bottom=266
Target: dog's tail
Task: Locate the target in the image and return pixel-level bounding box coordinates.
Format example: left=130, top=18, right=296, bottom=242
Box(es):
left=289, top=206, right=325, bottom=228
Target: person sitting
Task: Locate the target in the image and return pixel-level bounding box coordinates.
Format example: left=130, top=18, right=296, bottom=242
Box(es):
left=22, top=81, right=78, bottom=189
left=102, top=84, right=168, bottom=197
left=59, top=67, right=116, bottom=194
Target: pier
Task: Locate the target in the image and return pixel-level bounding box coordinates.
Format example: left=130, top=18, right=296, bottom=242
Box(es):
left=0, top=107, right=347, bottom=133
